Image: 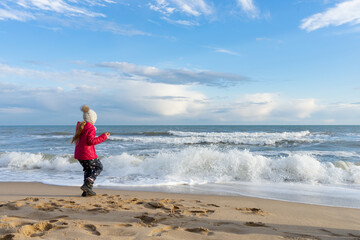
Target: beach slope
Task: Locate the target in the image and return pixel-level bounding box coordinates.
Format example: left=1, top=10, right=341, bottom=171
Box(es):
left=0, top=182, right=359, bottom=240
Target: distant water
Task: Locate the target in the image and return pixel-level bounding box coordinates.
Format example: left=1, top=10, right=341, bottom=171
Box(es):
left=0, top=125, right=359, bottom=208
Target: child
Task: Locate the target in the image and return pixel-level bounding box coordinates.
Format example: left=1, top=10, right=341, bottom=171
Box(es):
left=71, top=105, right=110, bottom=197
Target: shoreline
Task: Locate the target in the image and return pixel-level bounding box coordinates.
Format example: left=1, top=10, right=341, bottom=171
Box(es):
left=4, top=180, right=360, bottom=210
left=1, top=182, right=360, bottom=239
left=95, top=183, right=360, bottom=210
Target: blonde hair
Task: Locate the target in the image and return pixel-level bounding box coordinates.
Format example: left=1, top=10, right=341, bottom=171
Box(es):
left=71, top=121, right=86, bottom=144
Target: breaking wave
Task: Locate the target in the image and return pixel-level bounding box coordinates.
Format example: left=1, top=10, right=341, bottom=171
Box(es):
left=1, top=148, right=359, bottom=185
left=108, top=130, right=322, bottom=146
left=0, top=152, right=78, bottom=171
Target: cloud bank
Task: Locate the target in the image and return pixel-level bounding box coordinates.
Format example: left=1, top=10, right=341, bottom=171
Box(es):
left=2, top=62, right=354, bottom=124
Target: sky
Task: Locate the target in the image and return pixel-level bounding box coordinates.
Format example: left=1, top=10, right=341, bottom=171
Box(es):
left=0, top=0, right=360, bottom=125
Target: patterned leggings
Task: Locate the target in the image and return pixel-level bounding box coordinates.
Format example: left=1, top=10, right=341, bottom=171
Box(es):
left=78, top=158, right=103, bottom=182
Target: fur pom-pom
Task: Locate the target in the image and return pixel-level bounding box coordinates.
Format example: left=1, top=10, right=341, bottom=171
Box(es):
left=81, top=104, right=90, bottom=113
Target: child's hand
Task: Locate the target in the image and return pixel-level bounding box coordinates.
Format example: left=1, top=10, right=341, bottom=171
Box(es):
left=105, top=132, right=111, bottom=137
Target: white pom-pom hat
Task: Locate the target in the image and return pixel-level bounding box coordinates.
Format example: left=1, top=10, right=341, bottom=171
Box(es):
left=81, top=105, right=97, bottom=124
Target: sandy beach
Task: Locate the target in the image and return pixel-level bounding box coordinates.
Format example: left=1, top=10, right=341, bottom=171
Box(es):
left=0, top=182, right=359, bottom=240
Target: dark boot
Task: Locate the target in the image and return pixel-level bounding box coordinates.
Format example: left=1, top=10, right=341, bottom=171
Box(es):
left=80, top=178, right=96, bottom=196
left=81, top=191, right=87, bottom=197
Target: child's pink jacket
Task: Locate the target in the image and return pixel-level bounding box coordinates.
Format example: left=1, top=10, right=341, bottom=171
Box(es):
left=74, top=122, right=107, bottom=160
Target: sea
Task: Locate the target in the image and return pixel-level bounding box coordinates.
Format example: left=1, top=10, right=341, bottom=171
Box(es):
left=0, top=125, right=359, bottom=208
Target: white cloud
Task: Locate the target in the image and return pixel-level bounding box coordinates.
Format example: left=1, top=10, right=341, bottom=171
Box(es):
left=148, top=1, right=176, bottom=16
left=116, top=80, right=207, bottom=116
left=230, top=93, right=279, bottom=120
left=0, top=7, right=34, bottom=21
left=0, top=1, right=149, bottom=36
left=87, top=19, right=151, bottom=36
left=149, top=0, right=213, bottom=17
left=301, top=0, right=360, bottom=31
left=0, top=82, right=206, bottom=120
left=236, top=0, right=259, bottom=18
left=15, top=0, right=105, bottom=17
left=0, top=63, right=316, bottom=122
left=211, top=47, right=240, bottom=56
left=213, top=93, right=320, bottom=122
left=149, top=0, right=262, bottom=23
left=0, top=63, right=51, bottom=79
left=161, top=16, right=200, bottom=26
left=4, top=63, right=358, bottom=124
left=290, top=99, right=318, bottom=118
left=0, top=77, right=320, bottom=123
left=96, top=61, right=248, bottom=86
left=0, top=63, right=207, bottom=119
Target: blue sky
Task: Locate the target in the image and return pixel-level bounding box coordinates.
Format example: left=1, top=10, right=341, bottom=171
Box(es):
left=1, top=0, right=360, bottom=125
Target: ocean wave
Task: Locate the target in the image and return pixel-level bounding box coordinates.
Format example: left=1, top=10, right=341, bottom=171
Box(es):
left=32, top=135, right=71, bottom=140
left=39, top=132, right=73, bottom=136
left=108, top=130, right=321, bottom=146
left=2, top=148, right=359, bottom=185
left=0, top=152, right=78, bottom=171
left=110, top=131, right=173, bottom=136
left=279, top=150, right=360, bottom=158
left=102, top=148, right=360, bottom=185
left=168, top=130, right=312, bottom=137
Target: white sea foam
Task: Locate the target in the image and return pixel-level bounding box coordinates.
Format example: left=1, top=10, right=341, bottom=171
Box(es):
left=31, top=135, right=70, bottom=139
left=109, top=130, right=320, bottom=146
left=1, top=148, right=359, bottom=185
left=100, top=147, right=360, bottom=185
left=279, top=150, right=360, bottom=158
left=0, top=152, right=77, bottom=171
left=169, top=130, right=311, bottom=137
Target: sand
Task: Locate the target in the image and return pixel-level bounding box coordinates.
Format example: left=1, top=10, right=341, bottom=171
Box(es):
left=0, top=182, right=359, bottom=240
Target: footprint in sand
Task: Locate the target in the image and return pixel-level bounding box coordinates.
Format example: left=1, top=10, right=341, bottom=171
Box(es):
left=87, top=207, right=110, bottom=213
left=115, top=223, right=133, bottom=227
left=185, top=227, right=211, bottom=235
left=50, top=215, right=68, bottom=220
left=2, top=202, right=24, bottom=211
left=143, top=200, right=183, bottom=215
left=48, top=216, right=70, bottom=229
left=0, top=234, right=15, bottom=240
left=135, top=215, right=157, bottom=227
left=167, top=205, right=182, bottom=214
left=0, top=216, right=33, bottom=232
left=1, top=216, right=70, bottom=239
left=126, top=197, right=143, bottom=205
left=207, top=203, right=220, bottom=207
left=145, top=201, right=164, bottom=209
left=149, top=226, right=178, bottom=237
left=23, top=197, right=39, bottom=202
left=82, top=224, right=101, bottom=236
left=18, top=221, right=54, bottom=237
left=184, top=209, right=215, bottom=217
left=33, top=202, right=62, bottom=212
left=244, top=221, right=267, bottom=227
left=236, top=207, right=268, bottom=216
